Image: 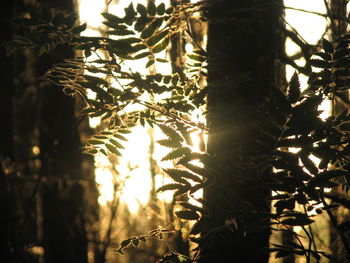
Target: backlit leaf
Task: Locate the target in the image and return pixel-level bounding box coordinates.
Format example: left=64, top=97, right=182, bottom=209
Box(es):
left=157, top=3, right=165, bottom=15
left=175, top=210, right=199, bottom=220
left=147, top=1, right=156, bottom=16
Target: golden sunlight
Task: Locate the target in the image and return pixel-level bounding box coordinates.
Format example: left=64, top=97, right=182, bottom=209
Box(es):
left=78, top=0, right=205, bottom=214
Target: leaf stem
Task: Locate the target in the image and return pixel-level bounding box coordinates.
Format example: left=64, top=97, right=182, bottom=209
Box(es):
left=320, top=191, right=350, bottom=260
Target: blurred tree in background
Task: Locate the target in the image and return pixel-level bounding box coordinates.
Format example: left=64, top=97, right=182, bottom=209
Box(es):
left=4, top=1, right=350, bottom=263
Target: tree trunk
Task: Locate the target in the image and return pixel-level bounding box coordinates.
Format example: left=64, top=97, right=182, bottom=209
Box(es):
left=0, top=1, right=15, bottom=261
left=202, top=1, right=281, bottom=262
left=4, top=0, right=89, bottom=262
left=35, top=0, right=88, bottom=262
left=329, top=1, right=348, bottom=261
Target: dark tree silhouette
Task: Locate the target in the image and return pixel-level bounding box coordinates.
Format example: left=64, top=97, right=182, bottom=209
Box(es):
left=1, top=0, right=89, bottom=262
left=0, top=1, right=15, bottom=261
left=203, top=0, right=282, bottom=262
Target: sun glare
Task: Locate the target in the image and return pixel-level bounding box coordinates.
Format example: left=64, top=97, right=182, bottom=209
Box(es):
left=78, top=0, right=206, bottom=214
left=78, top=0, right=333, bottom=220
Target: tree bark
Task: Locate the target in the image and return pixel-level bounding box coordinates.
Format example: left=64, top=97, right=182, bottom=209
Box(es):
left=35, top=0, right=88, bottom=262
left=202, top=1, right=281, bottom=262
left=4, top=0, right=89, bottom=262
left=329, top=1, right=348, bottom=261
left=0, top=1, right=15, bottom=261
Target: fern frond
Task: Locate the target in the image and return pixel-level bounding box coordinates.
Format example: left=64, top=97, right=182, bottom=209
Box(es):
left=161, top=147, right=191, bottom=161
left=156, top=183, right=184, bottom=193
left=158, top=124, right=183, bottom=142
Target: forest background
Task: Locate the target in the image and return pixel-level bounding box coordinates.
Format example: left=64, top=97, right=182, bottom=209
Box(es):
left=2, top=0, right=350, bottom=263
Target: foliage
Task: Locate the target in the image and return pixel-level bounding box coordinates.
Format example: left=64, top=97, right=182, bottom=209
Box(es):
left=7, top=2, right=350, bottom=262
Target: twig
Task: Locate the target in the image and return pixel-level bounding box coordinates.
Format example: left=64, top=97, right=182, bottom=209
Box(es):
left=321, top=191, right=350, bottom=260
left=284, top=6, right=328, bottom=18
left=301, top=226, right=312, bottom=263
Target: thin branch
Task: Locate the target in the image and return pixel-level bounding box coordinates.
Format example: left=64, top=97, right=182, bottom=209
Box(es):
left=301, top=226, right=312, bottom=263
left=284, top=6, right=328, bottom=18
left=323, top=0, right=338, bottom=34
left=279, top=54, right=311, bottom=76
left=320, top=191, right=350, bottom=260
left=281, top=18, right=313, bottom=52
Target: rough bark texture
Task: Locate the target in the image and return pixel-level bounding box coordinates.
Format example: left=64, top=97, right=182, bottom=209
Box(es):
left=202, top=1, right=281, bottom=262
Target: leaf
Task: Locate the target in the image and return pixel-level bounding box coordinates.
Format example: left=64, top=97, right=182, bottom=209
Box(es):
left=269, top=194, right=290, bottom=200
left=132, top=238, right=139, bottom=247
left=178, top=201, right=204, bottom=213
left=156, top=183, right=184, bottom=193
left=131, top=44, right=148, bottom=53
left=140, top=18, right=162, bottom=39
left=107, top=29, right=134, bottom=36
left=322, top=38, right=334, bottom=53
left=162, top=147, right=191, bottom=161
left=124, top=3, right=136, bottom=20
left=299, top=151, right=318, bottom=175
left=147, top=1, right=157, bottom=16
left=163, top=168, right=191, bottom=184
left=275, top=249, right=293, bottom=258
left=157, top=3, right=166, bottom=15
left=87, top=139, right=105, bottom=145
left=314, top=52, right=332, bottom=61
left=171, top=73, right=180, bottom=85
left=165, top=7, right=174, bottom=14
left=181, top=162, right=210, bottom=178
left=116, top=238, right=132, bottom=254
left=189, top=183, right=205, bottom=194
left=152, top=37, right=169, bottom=53
left=134, top=16, right=149, bottom=32
left=274, top=199, right=295, bottom=215
left=84, top=48, right=92, bottom=58
left=146, top=30, right=168, bottom=46
left=310, top=59, right=332, bottom=69
left=334, top=48, right=349, bottom=60
left=167, top=168, right=202, bottom=183
left=102, top=12, right=123, bottom=23
left=308, top=170, right=346, bottom=187
left=146, top=59, right=155, bottom=68
left=157, top=139, right=182, bottom=148
left=137, top=3, right=147, bottom=16
left=134, top=51, right=151, bottom=59
left=158, top=124, right=183, bottom=142
left=100, top=148, right=108, bottom=156
left=109, top=138, right=125, bottom=149
left=71, top=23, right=87, bottom=34
left=85, top=148, right=98, bottom=154
left=118, top=129, right=132, bottom=134
left=52, top=12, right=65, bottom=27
left=93, top=135, right=108, bottom=139
left=175, top=210, right=199, bottom=220
left=287, top=72, right=300, bottom=104
left=156, top=58, right=168, bottom=63
left=188, top=53, right=206, bottom=62
left=190, top=218, right=205, bottom=235
left=174, top=185, right=191, bottom=196
left=281, top=217, right=314, bottom=226
left=105, top=143, right=122, bottom=156
left=113, top=133, right=128, bottom=141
